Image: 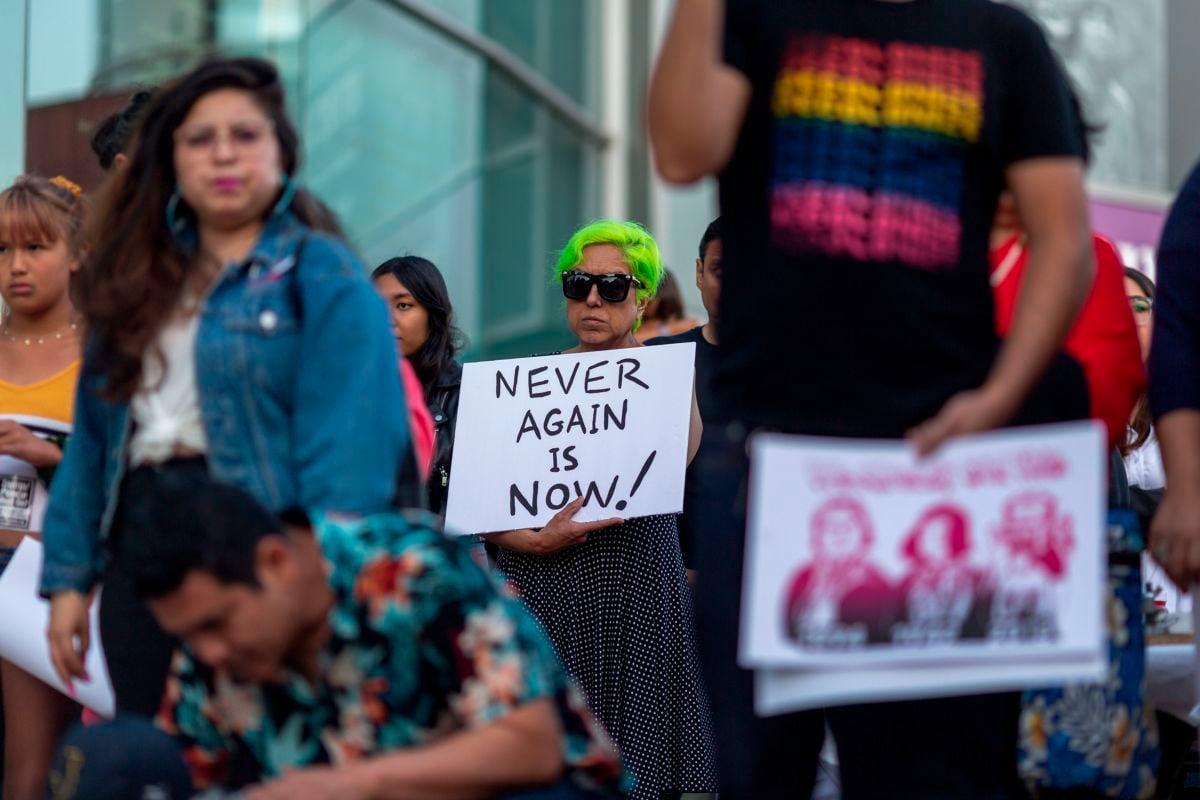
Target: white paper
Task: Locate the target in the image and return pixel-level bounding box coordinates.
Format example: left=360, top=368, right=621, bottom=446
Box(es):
left=741, top=423, right=1107, bottom=669
left=0, top=539, right=114, bottom=717
left=445, top=344, right=696, bottom=534
left=755, top=654, right=1107, bottom=716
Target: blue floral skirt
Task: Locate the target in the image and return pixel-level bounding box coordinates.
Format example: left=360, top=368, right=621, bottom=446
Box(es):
left=1018, top=509, right=1160, bottom=799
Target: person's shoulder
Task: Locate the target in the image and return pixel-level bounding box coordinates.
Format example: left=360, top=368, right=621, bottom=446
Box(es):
left=293, top=229, right=366, bottom=281
left=974, top=0, right=1048, bottom=41
left=318, top=511, right=483, bottom=606
left=318, top=510, right=448, bottom=565
left=1172, top=160, right=1200, bottom=208
left=437, top=359, right=464, bottom=388
left=645, top=326, right=704, bottom=348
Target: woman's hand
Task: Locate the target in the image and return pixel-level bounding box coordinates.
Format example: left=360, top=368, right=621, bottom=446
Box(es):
left=0, top=421, right=63, bottom=468
left=485, top=498, right=622, bottom=557
left=48, top=591, right=91, bottom=685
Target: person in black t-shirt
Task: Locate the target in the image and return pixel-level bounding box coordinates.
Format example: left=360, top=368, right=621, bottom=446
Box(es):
left=648, top=217, right=723, bottom=572
left=649, top=2, right=1094, bottom=798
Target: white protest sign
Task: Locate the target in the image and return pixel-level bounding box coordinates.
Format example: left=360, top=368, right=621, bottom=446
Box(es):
left=445, top=343, right=696, bottom=534
left=755, top=654, right=1107, bottom=716
left=0, top=539, right=114, bottom=717
left=741, top=422, right=1106, bottom=669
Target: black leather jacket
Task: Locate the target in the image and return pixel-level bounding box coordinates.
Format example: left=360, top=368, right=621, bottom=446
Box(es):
left=426, top=360, right=462, bottom=516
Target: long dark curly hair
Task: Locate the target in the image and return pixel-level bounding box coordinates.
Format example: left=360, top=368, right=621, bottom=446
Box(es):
left=371, top=256, right=464, bottom=391
left=79, top=57, right=335, bottom=401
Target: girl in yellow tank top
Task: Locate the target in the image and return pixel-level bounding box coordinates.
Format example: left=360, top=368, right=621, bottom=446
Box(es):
left=0, top=175, right=85, bottom=800
left=0, top=361, right=80, bottom=425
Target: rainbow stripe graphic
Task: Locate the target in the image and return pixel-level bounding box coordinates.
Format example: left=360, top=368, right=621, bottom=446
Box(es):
left=769, top=35, right=984, bottom=270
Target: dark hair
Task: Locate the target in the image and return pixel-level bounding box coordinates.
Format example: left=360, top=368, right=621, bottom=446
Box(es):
left=1125, top=266, right=1155, bottom=300
left=1122, top=267, right=1156, bottom=457
left=90, top=89, right=156, bottom=171
left=122, top=469, right=288, bottom=599
left=647, top=270, right=685, bottom=322
left=371, top=256, right=464, bottom=390
left=698, top=216, right=722, bottom=262
left=81, top=57, right=335, bottom=402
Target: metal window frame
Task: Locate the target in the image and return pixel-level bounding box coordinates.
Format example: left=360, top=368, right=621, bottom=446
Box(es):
left=314, top=0, right=609, bottom=148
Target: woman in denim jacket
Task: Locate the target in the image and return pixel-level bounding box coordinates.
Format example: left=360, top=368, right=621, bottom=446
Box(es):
left=40, top=58, right=408, bottom=716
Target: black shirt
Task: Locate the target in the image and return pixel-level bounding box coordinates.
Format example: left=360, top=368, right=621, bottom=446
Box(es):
left=647, top=325, right=720, bottom=423
left=717, top=0, right=1081, bottom=437
left=426, top=360, right=462, bottom=517
left=647, top=326, right=720, bottom=568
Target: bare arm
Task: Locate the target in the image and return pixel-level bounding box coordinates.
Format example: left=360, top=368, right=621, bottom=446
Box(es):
left=1150, top=410, right=1200, bottom=585
left=647, top=0, right=751, bottom=183
left=687, top=385, right=703, bottom=466
left=987, top=158, right=1094, bottom=413
left=247, top=700, right=564, bottom=800
left=483, top=498, right=623, bottom=557
left=910, top=158, right=1092, bottom=454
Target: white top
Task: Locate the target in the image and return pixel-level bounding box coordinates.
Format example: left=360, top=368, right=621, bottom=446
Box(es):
left=128, top=311, right=206, bottom=467
left=1123, top=427, right=1165, bottom=491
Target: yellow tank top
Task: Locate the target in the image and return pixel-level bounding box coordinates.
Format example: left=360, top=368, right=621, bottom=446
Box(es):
left=0, top=361, right=80, bottom=424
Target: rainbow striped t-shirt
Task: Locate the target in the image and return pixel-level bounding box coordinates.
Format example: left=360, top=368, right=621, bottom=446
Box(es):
left=769, top=33, right=984, bottom=271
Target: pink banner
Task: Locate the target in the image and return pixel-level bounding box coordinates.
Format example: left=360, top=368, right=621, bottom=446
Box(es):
left=1089, top=196, right=1168, bottom=279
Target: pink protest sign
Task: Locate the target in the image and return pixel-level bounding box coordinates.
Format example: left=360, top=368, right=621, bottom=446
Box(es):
left=740, top=423, right=1106, bottom=670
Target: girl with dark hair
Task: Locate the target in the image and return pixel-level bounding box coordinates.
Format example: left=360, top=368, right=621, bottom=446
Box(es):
left=1122, top=268, right=1164, bottom=498
left=372, top=256, right=464, bottom=517
left=0, top=175, right=86, bottom=800
left=41, top=57, right=408, bottom=718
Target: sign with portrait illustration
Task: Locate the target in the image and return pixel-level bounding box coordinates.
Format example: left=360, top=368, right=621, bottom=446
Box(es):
left=444, top=344, right=696, bottom=535
left=740, top=423, right=1107, bottom=670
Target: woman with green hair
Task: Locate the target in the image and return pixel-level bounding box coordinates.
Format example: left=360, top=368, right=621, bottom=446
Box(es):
left=485, top=220, right=716, bottom=798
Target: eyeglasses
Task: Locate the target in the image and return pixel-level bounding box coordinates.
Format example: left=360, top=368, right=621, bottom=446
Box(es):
left=1129, top=295, right=1153, bottom=325
left=561, top=270, right=641, bottom=303
left=174, top=120, right=274, bottom=155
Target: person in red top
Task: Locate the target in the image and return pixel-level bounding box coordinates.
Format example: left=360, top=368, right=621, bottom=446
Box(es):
left=989, top=111, right=1144, bottom=449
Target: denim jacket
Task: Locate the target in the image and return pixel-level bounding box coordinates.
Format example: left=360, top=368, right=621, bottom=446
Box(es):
left=40, top=210, right=408, bottom=595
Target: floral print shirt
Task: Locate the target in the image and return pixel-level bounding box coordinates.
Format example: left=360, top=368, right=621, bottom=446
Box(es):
left=156, top=511, right=626, bottom=793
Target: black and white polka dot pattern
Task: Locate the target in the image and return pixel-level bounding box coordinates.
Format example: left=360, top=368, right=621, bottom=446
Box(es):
left=498, top=514, right=718, bottom=797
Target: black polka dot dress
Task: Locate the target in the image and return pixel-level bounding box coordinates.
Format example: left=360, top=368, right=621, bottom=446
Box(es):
left=497, top=514, right=718, bottom=797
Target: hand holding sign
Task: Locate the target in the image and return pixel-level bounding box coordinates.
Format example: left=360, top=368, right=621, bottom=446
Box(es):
left=0, top=419, right=64, bottom=467
left=907, top=386, right=1020, bottom=458
left=486, top=497, right=625, bottom=556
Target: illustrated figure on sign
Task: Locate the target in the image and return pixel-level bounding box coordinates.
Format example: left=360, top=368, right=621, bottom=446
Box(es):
left=783, top=497, right=893, bottom=647
left=990, top=491, right=1075, bottom=642
left=895, top=504, right=991, bottom=644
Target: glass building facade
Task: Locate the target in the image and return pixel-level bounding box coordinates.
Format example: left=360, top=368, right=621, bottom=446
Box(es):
left=23, top=0, right=622, bottom=359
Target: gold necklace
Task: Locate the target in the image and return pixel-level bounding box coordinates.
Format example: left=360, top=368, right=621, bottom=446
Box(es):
left=1, top=319, right=79, bottom=346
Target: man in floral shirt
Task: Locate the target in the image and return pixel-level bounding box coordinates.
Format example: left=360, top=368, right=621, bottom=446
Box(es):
left=115, top=471, right=625, bottom=798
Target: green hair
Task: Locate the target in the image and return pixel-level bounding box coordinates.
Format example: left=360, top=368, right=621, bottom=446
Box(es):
left=554, top=219, right=664, bottom=307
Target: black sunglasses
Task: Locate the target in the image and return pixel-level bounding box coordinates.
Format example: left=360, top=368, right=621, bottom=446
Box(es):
left=561, top=270, right=642, bottom=303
